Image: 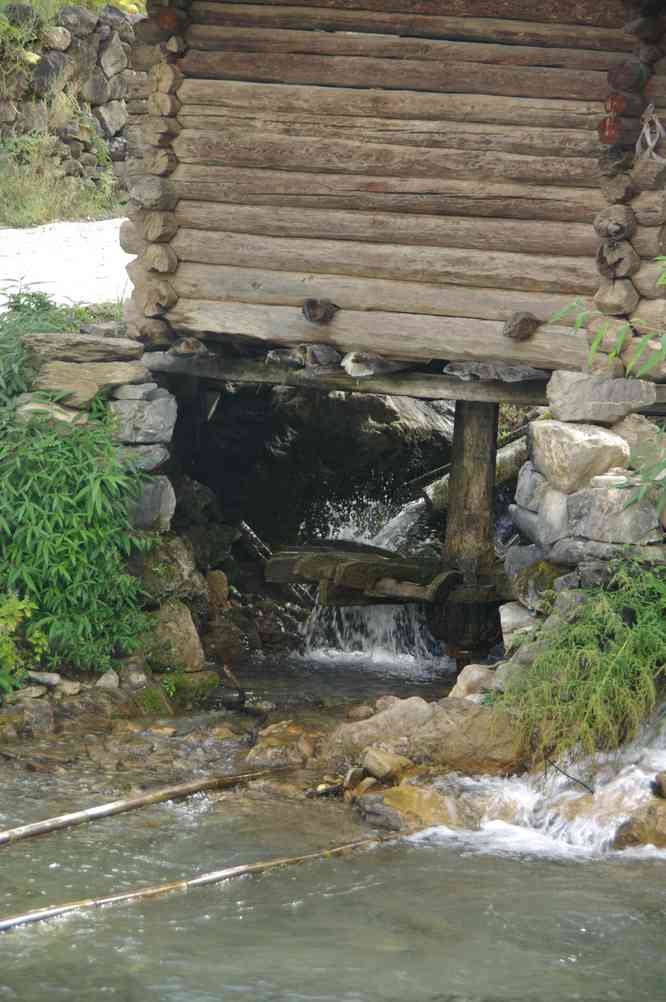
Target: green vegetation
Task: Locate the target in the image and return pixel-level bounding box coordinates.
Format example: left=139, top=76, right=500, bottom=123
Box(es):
left=0, top=594, right=46, bottom=695
left=0, top=291, right=149, bottom=673
left=497, top=563, right=666, bottom=762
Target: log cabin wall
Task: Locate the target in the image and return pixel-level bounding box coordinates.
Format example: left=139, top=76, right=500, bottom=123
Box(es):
left=122, top=0, right=666, bottom=378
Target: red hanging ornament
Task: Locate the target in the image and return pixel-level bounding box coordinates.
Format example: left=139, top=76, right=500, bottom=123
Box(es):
left=598, top=116, right=621, bottom=144
left=605, top=94, right=626, bottom=114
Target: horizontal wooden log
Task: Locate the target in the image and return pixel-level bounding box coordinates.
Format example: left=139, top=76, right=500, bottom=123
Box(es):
left=145, top=351, right=552, bottom=403
left=185, top=25, right=628, bottom=71
left=170, top=264, right=582, bottom=323
left=179, top=50, right=609, bottom=102
left=163, top=301, right=589, bottom=369
left=176, top=109, right=603, bottom=158
left=172, top=129, right=601, bottom=187
left=175, top=202, right=598, bottom=257
left=171, top=165, right=606, bottom=222
left=190, top=3, right=630, bottom=40
left=171, top=229, right=599, bottom=294
left=177, top=80, right=608, bottom=130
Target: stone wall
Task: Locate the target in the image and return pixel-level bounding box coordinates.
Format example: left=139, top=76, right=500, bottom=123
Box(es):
left=0, top=4, right=136, bottom=186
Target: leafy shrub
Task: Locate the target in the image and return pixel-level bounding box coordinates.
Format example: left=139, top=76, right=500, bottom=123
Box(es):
left=0, top=593, right=45, bottom=694
left=496, top=563, right=666, bottom=762
left=0, top=293, right=150, bottom=671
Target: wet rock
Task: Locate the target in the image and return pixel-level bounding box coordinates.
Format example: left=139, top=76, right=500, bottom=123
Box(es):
left=206, top=570, right=230, bottom=613
left=361, top=747, right=413, bottom=780
left=515, top=461, right=548, bottom=512
left=344, top=766, right=365, bottom=789
left=354, top=793, right=405, bottom=830
left=448, top=665, right=499, bottom=701
left=246, top=722, right=315, bottom=769
left=383, top=781, right=480, bottom=830
left=653, top=771, right=666, bottom=799
left=133, top=535, right=208, bottom=623
left=202, top=606, right=262, bottom=662
left=110, top=395, right=177, bottom=444
left=346, top=704, right=375, bottom=722
left=613, top=800, right=666, bottom=849
left=546, top=372, right=655, bottom=424
left=324, top=697, right=433, bottom=764
left=145, top=599, right=205, bottom=673
left=96, top=669, right=119, bottom=691
left=567, top=487, right=660, bottom=545
left=529, top=421, right=630, bottom=493
left=131, top=476, right=176, bottom=533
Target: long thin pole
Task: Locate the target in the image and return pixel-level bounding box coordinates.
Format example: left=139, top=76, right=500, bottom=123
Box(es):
left=0, top=769, right=285, bottom=848
left=0, top=832, right=411, bottom=933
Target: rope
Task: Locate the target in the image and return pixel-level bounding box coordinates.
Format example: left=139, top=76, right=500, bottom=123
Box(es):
left=635, top=104, right=666, bottom=164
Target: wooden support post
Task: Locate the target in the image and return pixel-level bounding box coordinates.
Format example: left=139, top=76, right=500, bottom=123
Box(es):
left=431, top=401, right=502, bottom=665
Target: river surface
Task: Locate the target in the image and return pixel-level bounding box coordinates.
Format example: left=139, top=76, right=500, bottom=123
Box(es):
left=2, top=649, right=666, bottom=1002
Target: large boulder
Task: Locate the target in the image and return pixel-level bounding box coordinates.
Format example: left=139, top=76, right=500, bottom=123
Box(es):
left=529, top=420, right=630, bottom=493
left=546, top=372, right=656, bottom=424
left=357, top=781, right=479, bottom=832
left=144, top=599, right=205, bottom=673
left=612, top=413, right=666, bottom=470
left=133, top=534, right=208, bottom=625
left=130, top=475, right=176, bottom=532
left=567, top=487, right=661, bottom=545
left=110, top=394, right=177, bottom=444
left=613, top=800, right=666, bottom=850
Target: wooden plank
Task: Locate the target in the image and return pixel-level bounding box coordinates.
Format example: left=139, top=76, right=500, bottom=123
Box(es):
left=172, top=130, right=601, bottom=187
left=170, top=264, right=583, bottom=323
left=190, top=3, right=628, bottom=35
left=145, top=351, right=551, bottom=404
left=177, top=111, right=603, bottom=158
left=179, top=50, right=609, bottom=102
left=177, top=80, right=609, bottom=130
left=175, top=202, right=599, bottom=256
left=185, top=25, right=627, bottom=70
left=171, top=229, right=599, bottom=294
left=171, top=165, right=606, bottom=222
left=163, top=300, right=589, bottom=369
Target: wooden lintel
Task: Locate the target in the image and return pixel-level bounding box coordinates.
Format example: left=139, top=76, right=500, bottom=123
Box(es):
left=146, top=351, right=548, bottom=405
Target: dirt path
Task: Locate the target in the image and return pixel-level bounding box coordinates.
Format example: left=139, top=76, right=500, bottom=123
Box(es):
left=0, top=217, right=132, bottom=306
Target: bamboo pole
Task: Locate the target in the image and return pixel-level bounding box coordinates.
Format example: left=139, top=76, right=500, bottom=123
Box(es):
left=0, top=769, right=284, bottom=848
left=0, top=832, right=410, bottom=933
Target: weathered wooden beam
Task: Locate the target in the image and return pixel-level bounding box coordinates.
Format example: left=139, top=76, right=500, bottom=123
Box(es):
left=170, top=232, right=598, bottom=295
left=189, top=5, right=634, bottom=52
left=172, top=130, right=602, bottom=187
left=184, top=26, right=628, bottom=71
left=171, top=165, right=607, bottom=222
left=145, top=352, right=550, bottom=404
left=174, top=203, right=599, bottom=257
left=177, top=80, right=609, bottom=131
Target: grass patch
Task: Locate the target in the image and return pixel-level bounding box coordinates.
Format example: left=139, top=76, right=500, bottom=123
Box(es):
left=496, top=563, right=666, bottom=763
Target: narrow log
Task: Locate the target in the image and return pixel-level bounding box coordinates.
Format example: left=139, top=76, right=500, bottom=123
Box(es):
left=171, top=164, right=606, bottom=222
left=163, top=301, right=589, bottom=370
left=0, top=832, right=409, bottom=933
left=184, top=24, right=628, bottom=71
left=179, top=50, right=609, bottom=102
left=171, top=229, right=599, bottom=294
left=189, top=4, right=633, bottom=52
left=176, top=110, right=602, bottom=159
left=170, top=263, right=581, bottom=324
left=174, top=202, right=599, bottom=257
left=0, top=769, right=282, bottom=848
left=632, top=262, right=666, bottom=300
left=172, top=129, right=601, bottom=187
left=145, top=351, right=550, bottom=404
left=177, top=80, right=607, bottom=131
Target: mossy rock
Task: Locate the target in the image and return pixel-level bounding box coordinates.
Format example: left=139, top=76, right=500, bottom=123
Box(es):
left=166, top=669, right=219, bottom=709
left=513, top=560, right=567, bottom=613
left=129, top=685, right=173, bottom=718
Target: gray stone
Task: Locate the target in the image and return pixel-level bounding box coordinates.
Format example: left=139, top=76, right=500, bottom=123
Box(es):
left=100, top=31, right=128, bottom=77
left=34, top=360, right=149, bottom=409
left=504, top=544, right=545, bottom=581
left=144, top=599, right=205, bottom=672
left=58, top=5, right=99, bottom=36
left=589, top=470, right=632, bottom=488
left=110, top=396, right=177, bottom=444
left=448, top=664, right=499, bottom=700
left=16, top=396, right=88, bottom=427
left=117, top=658, right=151, bottom=691
left=547, top=538, right=666, bottom=566
left=567, top=487, right=660, bottom=545
left=130, top=475, right=176, bottom=532
left=58, top=680, right=81, bottom=696
left=0, top=100, right=17, bottom=124
left=107, top=73, right=126, bottom=101
left=42, top=25, right=71, bottom=50
left=612, top=413, right=666, bottom=471
left=578, top=561, right=613, bottom=588
left=546, top=371, right=656, bottom=425
left=510, top=486, right=568, bottom=548
left=66, top=35, right=99, bottom=78
left=118, top=445, right=169, bottom=471
left=93, top=99, right=128, bottom=137
left=361, top=747, right=413, bottom=780
left=113, top=382, right=158, bottom=400
left=529, top=420, right=631, bottom=494
left=99, top=5, right=134, bottom=44
left=96, top=669, right=120, bottom=690
left=80, top=320, right=127, bottom=338
left=14, top=685, right=47, bottom=701
left=32, top=51, right=69, bottom=97
left=515, top=461, right=548, bottom=512
left=26, top=671, right=62, bottom=687
left=553, top=571, right=581, bottom=592
left=24, top=332, right=142, bottom=364
left=80, top=69, right=111, bottom=106
left=500, top=602, right=539, bottom=648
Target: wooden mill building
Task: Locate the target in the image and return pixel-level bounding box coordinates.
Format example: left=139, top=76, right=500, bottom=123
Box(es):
left=123, top=0, right=666, bottom=656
